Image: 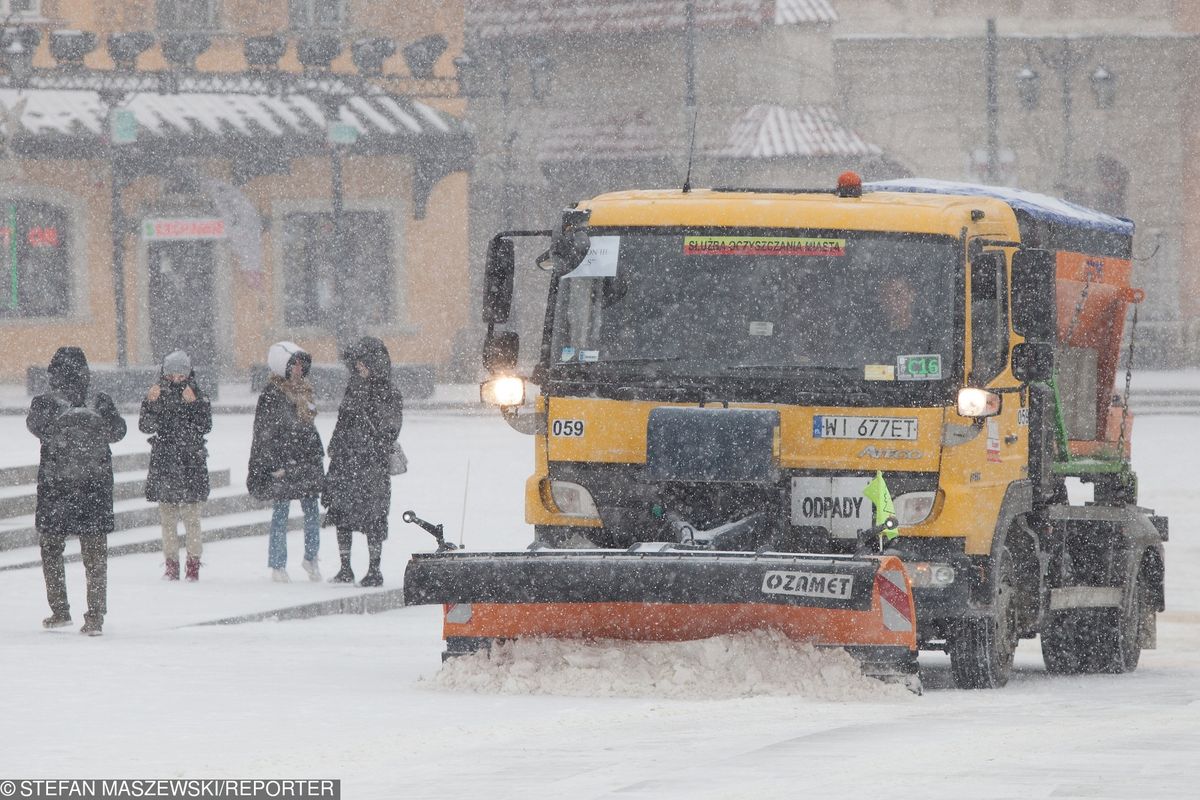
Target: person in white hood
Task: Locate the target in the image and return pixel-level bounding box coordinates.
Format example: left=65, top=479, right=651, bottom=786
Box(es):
left=247, top=341, right=325, bottom=582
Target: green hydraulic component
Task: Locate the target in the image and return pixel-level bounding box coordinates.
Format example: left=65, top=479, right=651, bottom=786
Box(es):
left=1050, top=372, right=1071, bottom=462
left=1047, top=372, right=1133, bottom=480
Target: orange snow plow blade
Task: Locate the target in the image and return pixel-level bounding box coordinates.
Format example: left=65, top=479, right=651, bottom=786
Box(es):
left=404, top=546, right=920, bottom=690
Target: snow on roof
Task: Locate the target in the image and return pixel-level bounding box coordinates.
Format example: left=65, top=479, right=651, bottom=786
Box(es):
left=537, top=111, right=678, bottom=162
left=715, top=105, right=881, bottom=159
left=467, top=0, right=836, bottom=39
left=864, top=178, right=1134, bottom=237
left=775, top=0, right=838, bottom=25
left=0, top=86, right=464, bottom=149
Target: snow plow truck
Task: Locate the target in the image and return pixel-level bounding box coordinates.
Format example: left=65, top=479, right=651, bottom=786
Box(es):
left=403, top=174, right=1168, bottom=691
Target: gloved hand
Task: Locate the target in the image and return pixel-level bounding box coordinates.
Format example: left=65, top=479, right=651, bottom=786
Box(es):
left=94, top=392, right=118, bottom=417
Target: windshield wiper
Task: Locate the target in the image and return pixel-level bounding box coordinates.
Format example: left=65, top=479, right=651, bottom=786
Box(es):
left=725, top=363, right=856, bottom=373
left=578, top=356, right=681, bottom=364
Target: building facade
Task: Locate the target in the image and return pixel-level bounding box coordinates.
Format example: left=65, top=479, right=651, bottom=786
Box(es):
left=461, top=0, right=1200, bottom=367
left=0, top=0, right=472, bottom=387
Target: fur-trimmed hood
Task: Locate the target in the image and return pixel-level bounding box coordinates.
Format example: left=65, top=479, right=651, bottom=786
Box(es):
left=266, top=341, right=311, bottom=379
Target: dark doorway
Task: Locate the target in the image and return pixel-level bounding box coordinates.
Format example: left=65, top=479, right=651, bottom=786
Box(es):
left=147, top=241, right=217, bottom=368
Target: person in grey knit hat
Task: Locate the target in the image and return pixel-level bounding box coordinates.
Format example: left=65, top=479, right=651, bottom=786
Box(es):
left=140, top=350, right=212, bottom=581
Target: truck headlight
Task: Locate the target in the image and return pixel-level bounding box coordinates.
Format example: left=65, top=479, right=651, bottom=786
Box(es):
left=957, top=387, right=1001, bottom=418
left=909, top=562, right=956, bottom=589
left=481, top=375, right=526, bottom=407
left=549, top=481, right=599, bottom=518
left=894, top=491, right=938, bottom=526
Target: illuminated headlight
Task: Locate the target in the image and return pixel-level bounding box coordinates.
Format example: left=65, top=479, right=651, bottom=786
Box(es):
left=549, top=481, right=599, bottom=518
left=480, top=375, right=526, bottom=407
left=957, top=387, right=1001, bottom=418
left=894, top=491, right=938, bottom=526
left=909, top=562, right=957, bottom=589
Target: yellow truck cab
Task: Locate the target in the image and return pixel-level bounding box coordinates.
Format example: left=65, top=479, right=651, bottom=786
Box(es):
left=432, top=175, right=1169, bottom=690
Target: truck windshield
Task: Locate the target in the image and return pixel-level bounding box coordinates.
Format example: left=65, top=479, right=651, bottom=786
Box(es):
left=549, top=231, right=959, bottom=384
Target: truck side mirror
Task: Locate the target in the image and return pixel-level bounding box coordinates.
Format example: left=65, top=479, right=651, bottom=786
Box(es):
left=483, top=330, right=520, bottom=372
left=1011, top=249, right=1057, bottom=342
left=1011, top=342, right=1053, bottom=383
left=483, top=237, right=515, bottom=324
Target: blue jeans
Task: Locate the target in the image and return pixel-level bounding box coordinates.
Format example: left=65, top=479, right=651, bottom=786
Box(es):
left=268, top=497, right=320, bottom=569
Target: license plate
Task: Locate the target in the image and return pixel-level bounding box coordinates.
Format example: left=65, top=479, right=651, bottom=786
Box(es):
left=791, top=477, right=874, bottom=538
left=812, top=415, right=917, bottom=440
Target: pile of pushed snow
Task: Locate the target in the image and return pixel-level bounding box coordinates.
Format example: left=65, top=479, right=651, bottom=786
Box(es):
left=434, top=630, right=912, bottom=700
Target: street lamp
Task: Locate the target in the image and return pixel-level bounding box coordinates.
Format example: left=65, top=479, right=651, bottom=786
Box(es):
left=1016, top=66, right=1040, bottom=110
left=1016, top=39, right=1114, bottom=200
left=1090, top=66, right=1116, bottom=109
left=529, top=55, right=552, bottom=101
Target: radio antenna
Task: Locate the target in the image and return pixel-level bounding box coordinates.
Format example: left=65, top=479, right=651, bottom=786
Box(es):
left=682, top=107, right=698, bottom=194
left=458, top=458, right=471, bottom=547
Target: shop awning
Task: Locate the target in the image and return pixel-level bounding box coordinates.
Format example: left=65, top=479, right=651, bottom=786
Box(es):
left=0, top=85, right=472, bottom=162
left=715, top=104, right=881, bottom=159
left=467, top=0, right=837, bottom=39
left=536, top=104, right=880, bottom=164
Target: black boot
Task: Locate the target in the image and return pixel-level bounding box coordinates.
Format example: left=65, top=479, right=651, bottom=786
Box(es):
left=329, top=528, right=355, bottom=583
left=80, top=614, right=103, bottom=636
left=42, top=612, right=72, bottom=629
left=359, top=534, right=383, bottom=587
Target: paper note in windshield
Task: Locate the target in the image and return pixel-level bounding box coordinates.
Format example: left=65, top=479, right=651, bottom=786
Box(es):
left=683, top=236, right=845, bottom=257
left=563, top=236, right=620, bottom=278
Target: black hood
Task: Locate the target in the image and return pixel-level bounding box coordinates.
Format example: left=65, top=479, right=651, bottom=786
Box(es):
left=47, top=347, right=89, bottom=406
left=342, top=337, right=392, bottom=384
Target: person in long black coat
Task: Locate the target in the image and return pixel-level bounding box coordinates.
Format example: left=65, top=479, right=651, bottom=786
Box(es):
left=139, top=349, right=212, bottom=581
left=26, top=346, right=127, bottom=635
left=323, top=337, right=404, bottom=587
left=248, top=341, right=324, bottom=582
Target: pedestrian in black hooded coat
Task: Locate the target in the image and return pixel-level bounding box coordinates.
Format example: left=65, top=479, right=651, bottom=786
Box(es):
left=140, top=349, right=212, bottom=581
left=26, top=347, right=127, bottom=635
left=323, top=337, right=404, bottom=587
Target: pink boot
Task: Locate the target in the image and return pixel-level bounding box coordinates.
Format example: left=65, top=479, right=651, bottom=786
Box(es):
left=164, top=559, right=180, bottom=581
left=185, top=556, right=200, bottom=582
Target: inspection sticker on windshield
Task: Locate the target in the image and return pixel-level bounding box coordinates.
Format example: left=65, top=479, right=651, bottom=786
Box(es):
left=897, top=354, right=942, bottom=381
left=762, top=570, right=855, bottom=600
left=683, top=236, right=845, bottom=257
left=864, top=364, right=896, bottom=381
left=813, top=415, right=918, bottom=441
left=559, top=347, right=576, bottom=362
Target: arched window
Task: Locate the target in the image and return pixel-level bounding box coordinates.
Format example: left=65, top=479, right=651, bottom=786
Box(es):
left=0, top=199, right=70, bottom=319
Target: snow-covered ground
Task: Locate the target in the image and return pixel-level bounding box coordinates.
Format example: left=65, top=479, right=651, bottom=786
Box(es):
left=1, top=409, right=1198, bottom=798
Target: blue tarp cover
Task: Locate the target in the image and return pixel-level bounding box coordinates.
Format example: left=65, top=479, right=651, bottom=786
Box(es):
left=864, top=178, right=1134, bottom=238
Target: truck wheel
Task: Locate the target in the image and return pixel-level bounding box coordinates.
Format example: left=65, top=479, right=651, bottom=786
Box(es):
left=950, top=547, right=1018, bottom=689
left=1091, top=575, right=1148, bottom=674
left=1041, top=611, right=1091, bottom=674
left=1042, top=577, right=1150, bottom=675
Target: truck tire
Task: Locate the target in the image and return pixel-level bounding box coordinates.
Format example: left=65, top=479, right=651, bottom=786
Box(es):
left=1091, top=575, right=1149, bottom=674
left=1041, top=576, right=1150, bottom=675
left=950, top=547, right=1018, bottom=689
left=1040, top=611, right=1092, bottom=674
